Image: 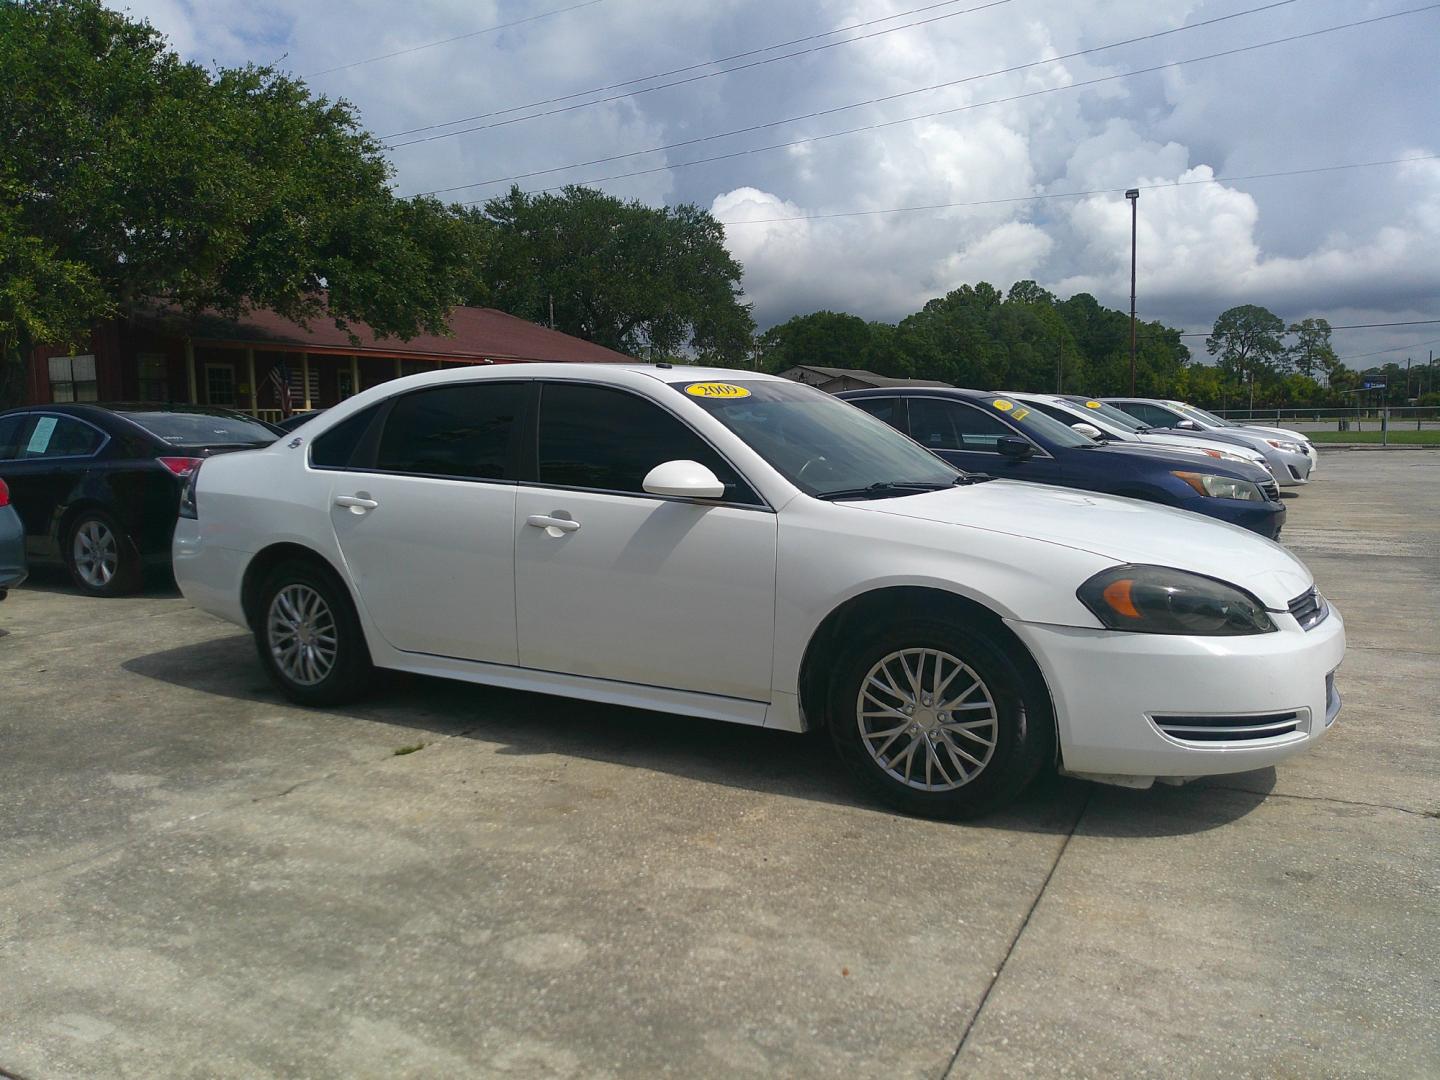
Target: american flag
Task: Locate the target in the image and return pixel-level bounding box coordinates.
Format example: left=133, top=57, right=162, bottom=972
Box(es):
left=267, top=360, right=293, bottom=417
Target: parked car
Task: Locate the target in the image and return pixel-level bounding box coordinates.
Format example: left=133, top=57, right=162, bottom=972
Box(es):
left=1007, top=393, right=1275, bottom=475
left=0, top=478, right=26, bottom=601
left=173, top=365, right=1343, bottom=819
left=0, top=404, right=279, bottom=596
left=837, top=387, right=1285, bottom=538
left=275, top=410, right=324, bottom=433
left=1103, top=398, right=1317, bottom=484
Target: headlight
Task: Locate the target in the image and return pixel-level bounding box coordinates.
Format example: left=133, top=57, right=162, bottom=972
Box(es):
left=1077, top=565, right=1276, bottom=635
left=1171, top=471, right=1263, bottom=501
left=1266, top=439, right=1303, bottom=453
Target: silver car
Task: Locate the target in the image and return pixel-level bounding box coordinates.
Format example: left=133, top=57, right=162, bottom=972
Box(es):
left=1103, top=398, right=1315, bottom=485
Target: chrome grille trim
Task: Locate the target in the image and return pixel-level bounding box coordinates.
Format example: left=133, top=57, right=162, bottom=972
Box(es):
left=1151, top=710, right=1306, bottom=745
left=1288, top=587, right=1329, bottom=631
left=1260, top=480, right=1281, bottom=502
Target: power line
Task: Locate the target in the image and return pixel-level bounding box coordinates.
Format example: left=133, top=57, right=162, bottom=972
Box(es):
left=386, top=0, right=1014, bottom=149
left=1178, top=317, right=1440, bottom=338
left=712, top=154, right=1440, bottom=226
left=383, top=0, right=1004, bottom=141
left=416, top=0, right=1298, bottom=194
left=1336, top=336, right=1440, bottom=363
left=448, top=3, right=1440, bottom=204
left=304, top=0, right=608, bottom=78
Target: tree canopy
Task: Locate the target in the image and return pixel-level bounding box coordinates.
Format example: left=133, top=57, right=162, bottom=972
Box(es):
left=479, top=186, right=754, bottom=365
left=0, top=0, right=481, bottom=403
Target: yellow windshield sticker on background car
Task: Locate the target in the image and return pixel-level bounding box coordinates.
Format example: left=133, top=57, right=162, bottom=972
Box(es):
left=992, top=399, right=1013, bottom=411
left=1011, top=407, right=1031, bottom=421
left=685, top=382, right=751, bottom=399
left=1085, top=400, right=1103, bottom=408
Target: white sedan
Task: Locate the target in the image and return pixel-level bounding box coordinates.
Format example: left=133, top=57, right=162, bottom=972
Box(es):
left=174, top=366, right=1344, bottom=819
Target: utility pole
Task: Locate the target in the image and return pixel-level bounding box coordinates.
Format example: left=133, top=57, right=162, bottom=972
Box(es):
left=548, top=294, right=555, bottom=329
left=1126, top=189, right=1139, bottom=395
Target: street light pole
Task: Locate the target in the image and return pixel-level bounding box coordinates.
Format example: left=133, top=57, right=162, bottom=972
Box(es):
left=1126, top=189, right=1139, bottom=395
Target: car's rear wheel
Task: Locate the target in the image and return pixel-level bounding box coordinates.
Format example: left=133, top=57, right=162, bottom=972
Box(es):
left=65, top=510, right=141, bottom=596
left=827, top=618, right=1050, bottom=819
left=254, top=559, right=373, bottom=706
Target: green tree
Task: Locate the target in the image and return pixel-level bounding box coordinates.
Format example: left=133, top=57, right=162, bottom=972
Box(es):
left=0, top=0, right=479, bottom=405
left=1205, top=305, right=1288, bottom=384
left=1286, top=317, right=1338, bottom=381
left=756, top=311, right=878, bottom=373
left=480, top=186, right=754, bottom=363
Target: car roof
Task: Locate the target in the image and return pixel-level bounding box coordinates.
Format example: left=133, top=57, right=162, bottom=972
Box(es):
left=836, top=386, right=988, bottom=399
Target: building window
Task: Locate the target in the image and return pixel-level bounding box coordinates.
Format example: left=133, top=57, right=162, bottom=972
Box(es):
left=138, top=353, right=169, bottom=401
left=48, top=354, right=98, bottom=402
left=205, top=363, right=236, bottom=406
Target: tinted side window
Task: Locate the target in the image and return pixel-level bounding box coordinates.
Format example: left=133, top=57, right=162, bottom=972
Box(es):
left=849, top=396, right=904, bottom=431
left=376, top=384, right=524, bottom=480
left=311, top=405, right=383, bottom=470
left=1120, top=402, right=1170, bottom=427
left=537, top=383, right=757, bottom=503
left=909, top=399, right=1013, bottom=452
left=0, top=415, right=27, bottom=460
left=18, top=415, right=104, bottom=459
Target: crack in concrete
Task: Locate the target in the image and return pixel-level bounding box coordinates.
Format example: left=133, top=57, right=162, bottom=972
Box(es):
left=1202, top=783, right=1433, bottom=819
left=0, top=1062, right=39, bottom=1080
left=943, top=787, right=1092, bottom=1077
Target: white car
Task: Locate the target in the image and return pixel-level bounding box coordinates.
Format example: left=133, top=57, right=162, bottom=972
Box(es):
left=1007, top=393, right=1277, bottom=478
left=173, top=365, right=1344, bottom=819
left=1104, top=398, right=1317, bottom=484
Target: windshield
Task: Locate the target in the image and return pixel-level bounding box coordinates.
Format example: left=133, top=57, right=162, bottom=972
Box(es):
left=119, top=409, right=278, bottom=446
left=981, top=396, right=1095, bottom=448
left=1066, top=398, right=1149, bottom=432
left=675, top=379, right=960, bottom=498
left=1170, top=402, right=1231, bottom=427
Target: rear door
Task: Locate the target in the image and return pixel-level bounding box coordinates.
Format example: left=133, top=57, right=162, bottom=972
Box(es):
left=326, top=381, right=523, bottom=665
left=512, top=381, right=778, bottom=702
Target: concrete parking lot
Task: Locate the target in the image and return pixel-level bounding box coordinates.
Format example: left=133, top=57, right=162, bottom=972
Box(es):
left=1, top=452, right=1436, bottom=1079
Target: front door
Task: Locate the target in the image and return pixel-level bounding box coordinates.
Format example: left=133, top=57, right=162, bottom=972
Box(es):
left=906, top=397, right=1060, bottom=482
left=513, top=382, right=778, bottom=703
left=1, top=414, right=107, bottom=559
left=326, top=382, right=524, bottom=664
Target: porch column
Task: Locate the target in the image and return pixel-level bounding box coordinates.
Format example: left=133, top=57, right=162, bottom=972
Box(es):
left=246, top=348, right=257, bottom=414
left=394, top=357, right=403, bottom=381
left=185, top=340, right=198, bottom=404
left=350, top=355, right=360, bottom=397
left=300, top=352, right=312, bottom=410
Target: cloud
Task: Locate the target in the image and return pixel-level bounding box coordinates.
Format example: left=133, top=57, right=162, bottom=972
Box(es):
left=109, top=0, right=1440, bottom=359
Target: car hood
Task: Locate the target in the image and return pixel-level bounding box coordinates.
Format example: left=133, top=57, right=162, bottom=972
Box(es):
left=1236, top=425, right=1309, bottom=444
left=848, top=480, right=1309, bottom=606
left=1135, top=432, right=1268, bottom=464
left=1079, top=442, right=1270, bottom=482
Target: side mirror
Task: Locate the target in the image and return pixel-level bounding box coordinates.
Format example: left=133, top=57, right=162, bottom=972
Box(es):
left=1070, top=422, right=1104, bottom=440
left=1175, top=419, right=1201, bottom=430
left=642, top=459, right=726, bottom=500
left=997, top=436, right=1035, bottom=461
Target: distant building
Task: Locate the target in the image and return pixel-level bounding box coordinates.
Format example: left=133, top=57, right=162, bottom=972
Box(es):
left=24, top=303, right=630, bottom=421
left=777, top=365, right=952, bottom=394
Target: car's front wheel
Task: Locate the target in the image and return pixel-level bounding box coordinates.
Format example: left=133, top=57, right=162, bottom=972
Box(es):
left=254, top=560, right=373, bottom=706
left=827, top=618, right=1051, bottom=819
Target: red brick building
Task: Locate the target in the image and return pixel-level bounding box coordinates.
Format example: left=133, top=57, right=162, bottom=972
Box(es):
left=26, top=304, right=630, bottom=422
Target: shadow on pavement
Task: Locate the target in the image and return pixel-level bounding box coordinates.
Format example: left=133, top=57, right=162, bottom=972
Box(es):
left=123, top=633, right=1272, bottom=838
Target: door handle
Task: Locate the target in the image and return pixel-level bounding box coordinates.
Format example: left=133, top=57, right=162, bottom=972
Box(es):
left=526, top=514, right=580, bottom=533
left=335, top=494, right=379, bottom=512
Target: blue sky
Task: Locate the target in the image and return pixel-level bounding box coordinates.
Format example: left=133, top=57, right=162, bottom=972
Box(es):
left=119, top=0, right=1440, bottom=365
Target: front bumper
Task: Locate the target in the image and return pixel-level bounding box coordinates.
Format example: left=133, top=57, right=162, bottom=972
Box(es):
left=1266, top=446, right=1312, bottom=485
left=1190, top=496, right=1285, bottom=539
left=1009, top=602, right=1344, bottom=780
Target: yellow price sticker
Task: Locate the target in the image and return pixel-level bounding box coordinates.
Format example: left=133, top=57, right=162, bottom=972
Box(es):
left=1085, top=400, right=1103, bottom=409
left=685, top=382, right=751, bottom=399
left=992, top=399, right=1013, bottom=411
left=1011, top=407, right=1031, bottom=421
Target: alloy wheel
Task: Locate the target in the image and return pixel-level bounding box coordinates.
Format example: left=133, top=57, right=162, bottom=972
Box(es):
left=855, top=648, right=999, bottom=792
left=267, top=583, right=339, bottom=686
left=72, top=519, right=119, bottom=589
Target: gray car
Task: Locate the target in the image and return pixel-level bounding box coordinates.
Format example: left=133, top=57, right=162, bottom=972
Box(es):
left=1102, top=397, right=1315, bottom=486
left=0, top=477, right=26, bottom=601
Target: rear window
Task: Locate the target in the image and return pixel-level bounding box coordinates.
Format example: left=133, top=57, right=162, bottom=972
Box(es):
left=119, top=410, right=277, bottom=446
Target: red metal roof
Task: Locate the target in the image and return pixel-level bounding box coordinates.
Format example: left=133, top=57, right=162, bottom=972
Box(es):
left=135, top=303, right=632, bottom=364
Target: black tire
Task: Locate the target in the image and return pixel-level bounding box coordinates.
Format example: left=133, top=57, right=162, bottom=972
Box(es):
left=826, top=617, right=1052, bottom=820
left=253, top=558, right=374, bottom=706
left=64, top=509, right=142, bottom=597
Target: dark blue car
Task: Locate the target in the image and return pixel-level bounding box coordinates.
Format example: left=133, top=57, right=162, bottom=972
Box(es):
left=836, top=387, right=1285, bottom=538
